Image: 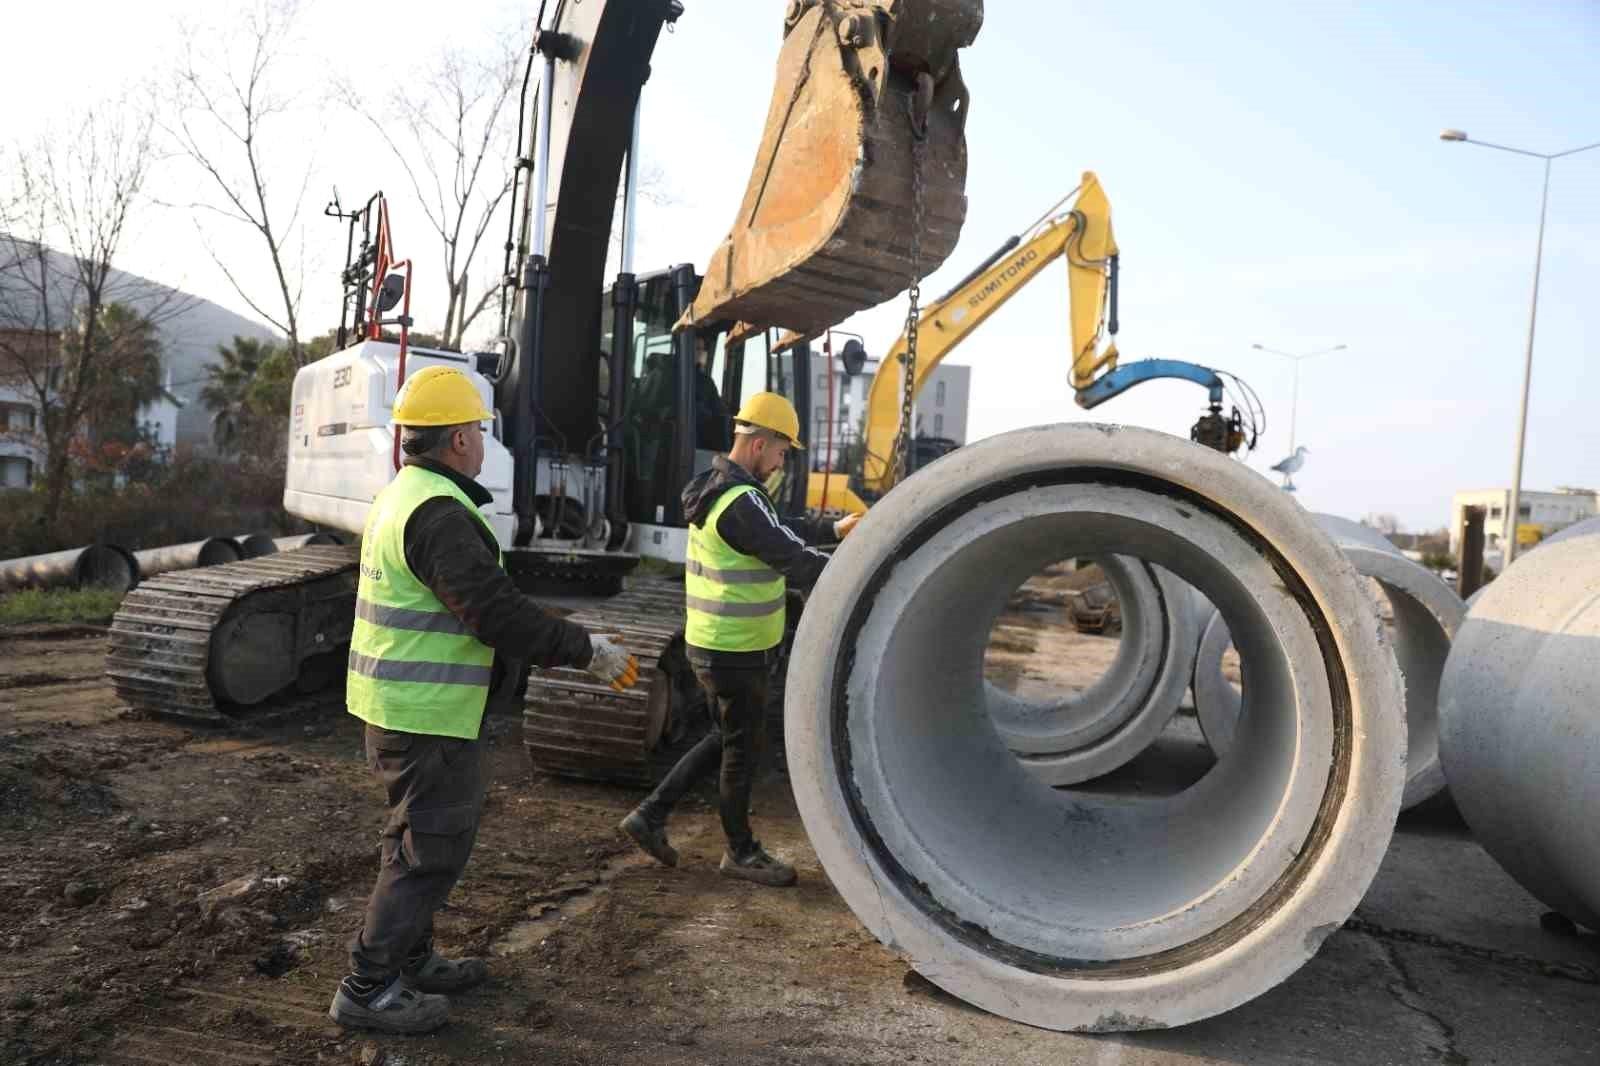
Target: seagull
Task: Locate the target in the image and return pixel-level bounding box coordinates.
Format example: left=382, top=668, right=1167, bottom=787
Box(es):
left=1272, top=445, right=1309, bottom=491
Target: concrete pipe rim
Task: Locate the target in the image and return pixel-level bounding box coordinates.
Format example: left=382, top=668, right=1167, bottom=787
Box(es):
left=986, top=555, right=1196, bottom=784
left=75, top=544, right=139, bottom=593
left=1197, top=541, right=1462, bottom=811
left=786, top=424, right=1406, bottom=1030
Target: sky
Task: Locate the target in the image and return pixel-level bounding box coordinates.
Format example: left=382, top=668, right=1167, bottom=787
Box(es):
left=3, top=0, right=1596, bottom=531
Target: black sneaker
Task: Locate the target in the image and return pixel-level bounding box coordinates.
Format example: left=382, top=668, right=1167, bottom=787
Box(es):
left=328, top=975, right=448, bottom=1034
left=718, top=844, right=796, bottom=887
left=620, top=808, right=678, bottom=868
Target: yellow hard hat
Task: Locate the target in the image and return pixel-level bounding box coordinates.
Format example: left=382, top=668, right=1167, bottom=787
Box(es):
left=734, top=391, right=804, bottom=450
left=392, top=365, right=493, bottom=427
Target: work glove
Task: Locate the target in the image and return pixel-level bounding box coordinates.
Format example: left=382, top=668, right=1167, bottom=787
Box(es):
left=834, top=512, right=862, bottom=540
left=586, top=633, right=639, bottom=692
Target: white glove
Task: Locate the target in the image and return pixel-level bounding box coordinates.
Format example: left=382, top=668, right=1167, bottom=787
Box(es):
left=586, top=634, right=639, bottom=692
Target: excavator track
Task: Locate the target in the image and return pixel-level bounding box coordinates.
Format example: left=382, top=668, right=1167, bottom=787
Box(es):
left=106, top=546, right=360, bottom=725
left=524, top=575, right=710, bottom=787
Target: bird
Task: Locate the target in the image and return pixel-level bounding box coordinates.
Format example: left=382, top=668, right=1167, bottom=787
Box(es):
left=1271, top=445, right=1308, bottom=491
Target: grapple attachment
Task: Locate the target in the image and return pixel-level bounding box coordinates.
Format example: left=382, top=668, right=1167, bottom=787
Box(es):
left=682, top=0, right=983, bottom=335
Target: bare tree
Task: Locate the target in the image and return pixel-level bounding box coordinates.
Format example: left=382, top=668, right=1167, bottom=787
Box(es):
left=0, top=105, right=189, bottom=524
left=336, top=30, right=523, bottom=350
left=1362, top=513, right=1403, bottom=537
left=165, top=0, right=313, bottom=364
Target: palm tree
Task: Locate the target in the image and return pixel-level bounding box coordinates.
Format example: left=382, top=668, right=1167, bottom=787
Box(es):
left=202, top=335, right=279, bottom=451
left=64, top=302, right=166, bottom=445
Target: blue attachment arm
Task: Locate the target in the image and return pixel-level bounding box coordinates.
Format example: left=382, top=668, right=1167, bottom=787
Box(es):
left=1074, top=359, right=1224, bottom=410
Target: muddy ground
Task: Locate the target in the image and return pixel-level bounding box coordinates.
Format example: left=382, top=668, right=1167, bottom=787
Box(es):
left=2, top=583, right=1598, bottom=1066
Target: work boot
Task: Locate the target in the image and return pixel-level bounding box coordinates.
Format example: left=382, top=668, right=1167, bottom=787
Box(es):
left=404, top=949, right=489, bottom=995
left=620, top=807, right=678, bottom=868
left=327, top=975, right=448, bottom=1034
left=718, top=844, right=796, bottom=887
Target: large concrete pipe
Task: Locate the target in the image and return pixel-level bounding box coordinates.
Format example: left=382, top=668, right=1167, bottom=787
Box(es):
left=0, top=544, right=140, bottom=594
left=272, top=532, right=344, bottom=551
left=132, top=537, right=242, bottom=579
left=986, top=555, right=1198, bottom=785
left=1194, top=514, right=1463, bottom=810
left=786, top=425, right=1406, bottom=1031
left=1439, top=524, right=1600, bottom=931
left=233, top=532, right=279, bottom=558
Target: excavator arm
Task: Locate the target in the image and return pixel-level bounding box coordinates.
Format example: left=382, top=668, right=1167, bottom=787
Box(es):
left=858, top=171, right=1119, bottom=493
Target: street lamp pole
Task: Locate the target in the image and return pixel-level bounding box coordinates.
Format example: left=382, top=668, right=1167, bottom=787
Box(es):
left=1251, top=342, right=1346, bottom=486
left=1441, top=129, right=1600, bottom=563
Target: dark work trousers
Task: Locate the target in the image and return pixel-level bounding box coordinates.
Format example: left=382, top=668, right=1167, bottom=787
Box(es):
left=639, top=663, right=770, bottom=858
left=349, top=724, right=486, bottom=981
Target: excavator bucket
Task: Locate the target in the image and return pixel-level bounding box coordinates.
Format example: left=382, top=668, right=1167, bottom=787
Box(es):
left=682, top=0, right=983, bottom=336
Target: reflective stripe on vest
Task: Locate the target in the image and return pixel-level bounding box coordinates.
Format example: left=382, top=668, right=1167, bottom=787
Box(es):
left=345, top=464, right=501, bottom=740
left=684, top=483, right=786, bottom=653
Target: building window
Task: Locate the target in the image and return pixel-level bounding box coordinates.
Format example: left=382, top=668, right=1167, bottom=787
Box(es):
left=1489, top=506, right=1502, bottom=518
left=2, top=403, right=36, bottom=433
left=817, top=374, right=829, bottom=394
left=0, top=456, right=31, bottom=489
left=935, top=380, right=946, bottom=406
left=933, top=414, right=944, bottom=436
left=1518, top=505, right=1530, bottom=517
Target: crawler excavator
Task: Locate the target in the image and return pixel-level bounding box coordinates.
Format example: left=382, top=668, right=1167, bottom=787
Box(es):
left=803, top=172, right=1265, bottom=513
left=106, top=0, right=984, bottom=785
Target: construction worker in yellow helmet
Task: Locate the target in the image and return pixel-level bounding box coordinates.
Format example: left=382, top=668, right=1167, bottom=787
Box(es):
left=332, top=364, right=638, bottom=1035
left=619, top=391, right=859, bottom=887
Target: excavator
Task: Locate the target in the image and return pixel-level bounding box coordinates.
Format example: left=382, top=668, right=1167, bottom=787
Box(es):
left=105, top=0, right=985, bottom=784
left=804, top=172, right=1264, bottom=514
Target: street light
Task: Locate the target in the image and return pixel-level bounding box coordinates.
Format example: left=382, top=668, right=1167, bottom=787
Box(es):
left=1251, top=342, right=1346, bottom=486
left=1441, top=128, right=1600, bottom=563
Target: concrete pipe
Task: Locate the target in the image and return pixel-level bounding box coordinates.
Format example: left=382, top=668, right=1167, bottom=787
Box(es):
left=233, top=532, right=279, bottom=558
left=986, top=555, right=1198, bottom=785
left=1195, top=515, right=1463, bottom=809
left=273, top=532, right=344, bottom=551
left=132, top=537, right=242, bottom=579
left=786, top=425, right=1406, bottom=1031
left=0, top=544, right=140, bottom=594
left=1439, top=525, right=1600, bottom=931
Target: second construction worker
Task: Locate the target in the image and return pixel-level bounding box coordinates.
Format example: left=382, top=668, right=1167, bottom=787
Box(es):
left=620, top=392, right=858, bottom=886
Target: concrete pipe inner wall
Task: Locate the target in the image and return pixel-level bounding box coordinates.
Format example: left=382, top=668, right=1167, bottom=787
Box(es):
left=1439, top=526, right=1600, bottom=931
left=1194, top=517, right=1463, bottom=810
left=985, top=554, right=1197, bottom=785
left=0, top=544, right=139, bottom=594
left=234, top=533, right=279, bottom=559
left=785, top=425, right=1406, bottom=1031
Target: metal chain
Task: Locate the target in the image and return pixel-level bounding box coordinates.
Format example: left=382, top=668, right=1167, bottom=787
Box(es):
left=895, top=97, right=928, bottom=485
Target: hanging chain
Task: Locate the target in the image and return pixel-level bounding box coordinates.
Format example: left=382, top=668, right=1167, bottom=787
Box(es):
left=895, top=93, right=929, bottom=486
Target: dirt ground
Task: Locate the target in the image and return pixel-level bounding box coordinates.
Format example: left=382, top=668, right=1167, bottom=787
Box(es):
left=2, top=581, right=1598, bottom=1066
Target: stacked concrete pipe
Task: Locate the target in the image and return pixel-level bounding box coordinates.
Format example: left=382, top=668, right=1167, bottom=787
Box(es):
left=1439, top=520, right=1600, bottom=931
left=273, top=532, right=344, bottom=551
left=132, top=537, right=242, bottom=579
left=986, top=555, right=1198, bottom=785
left=1193, top=513, right=1463, bottom=810
left=0, top=544, right=140, bottom=594
left=786, top=425, right=1406, bottom=1030
left=233, top=532, right=279, bottom=558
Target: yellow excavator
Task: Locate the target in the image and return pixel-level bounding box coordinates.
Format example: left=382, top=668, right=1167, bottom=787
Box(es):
left=804, top=171, right=1263, bottom=513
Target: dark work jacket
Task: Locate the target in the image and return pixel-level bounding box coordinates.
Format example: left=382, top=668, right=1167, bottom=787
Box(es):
left=680, top=455, right=839, bottom=669
left=400, top=457, right=594, bottom=714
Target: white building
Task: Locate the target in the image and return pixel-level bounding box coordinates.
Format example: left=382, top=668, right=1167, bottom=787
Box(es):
left=0, top=382, right=40, bottom=488
left=810, top=352, right=971, bottom=472
left=1450, top=486, right=1599, bottom=560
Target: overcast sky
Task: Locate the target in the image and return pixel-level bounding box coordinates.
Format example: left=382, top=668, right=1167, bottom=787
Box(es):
left=5, top=1, right=1596, bottom=530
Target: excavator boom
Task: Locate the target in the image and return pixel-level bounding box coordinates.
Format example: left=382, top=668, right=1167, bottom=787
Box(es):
left=683, top=0, right=984, bottom=335
left=856, top=172, right=1119, bottom=493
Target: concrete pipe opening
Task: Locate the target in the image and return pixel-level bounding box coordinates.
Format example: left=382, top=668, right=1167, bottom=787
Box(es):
left=786, top=425, right=1405, bottom=1031
left=984, top=554, right=1197, bottom=785
left=1194, top=517, right=1462, bottom=810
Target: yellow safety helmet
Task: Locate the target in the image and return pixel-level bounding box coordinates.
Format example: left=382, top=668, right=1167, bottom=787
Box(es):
left=734, top=391, right=804, bottom=450
left=392, top=365, right=493, bottom=427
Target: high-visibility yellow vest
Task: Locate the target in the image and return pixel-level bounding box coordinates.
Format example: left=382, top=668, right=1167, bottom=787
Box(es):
left=346, top=465, right=501, bottom=739
left=684, top=484, right=786, bottom=653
